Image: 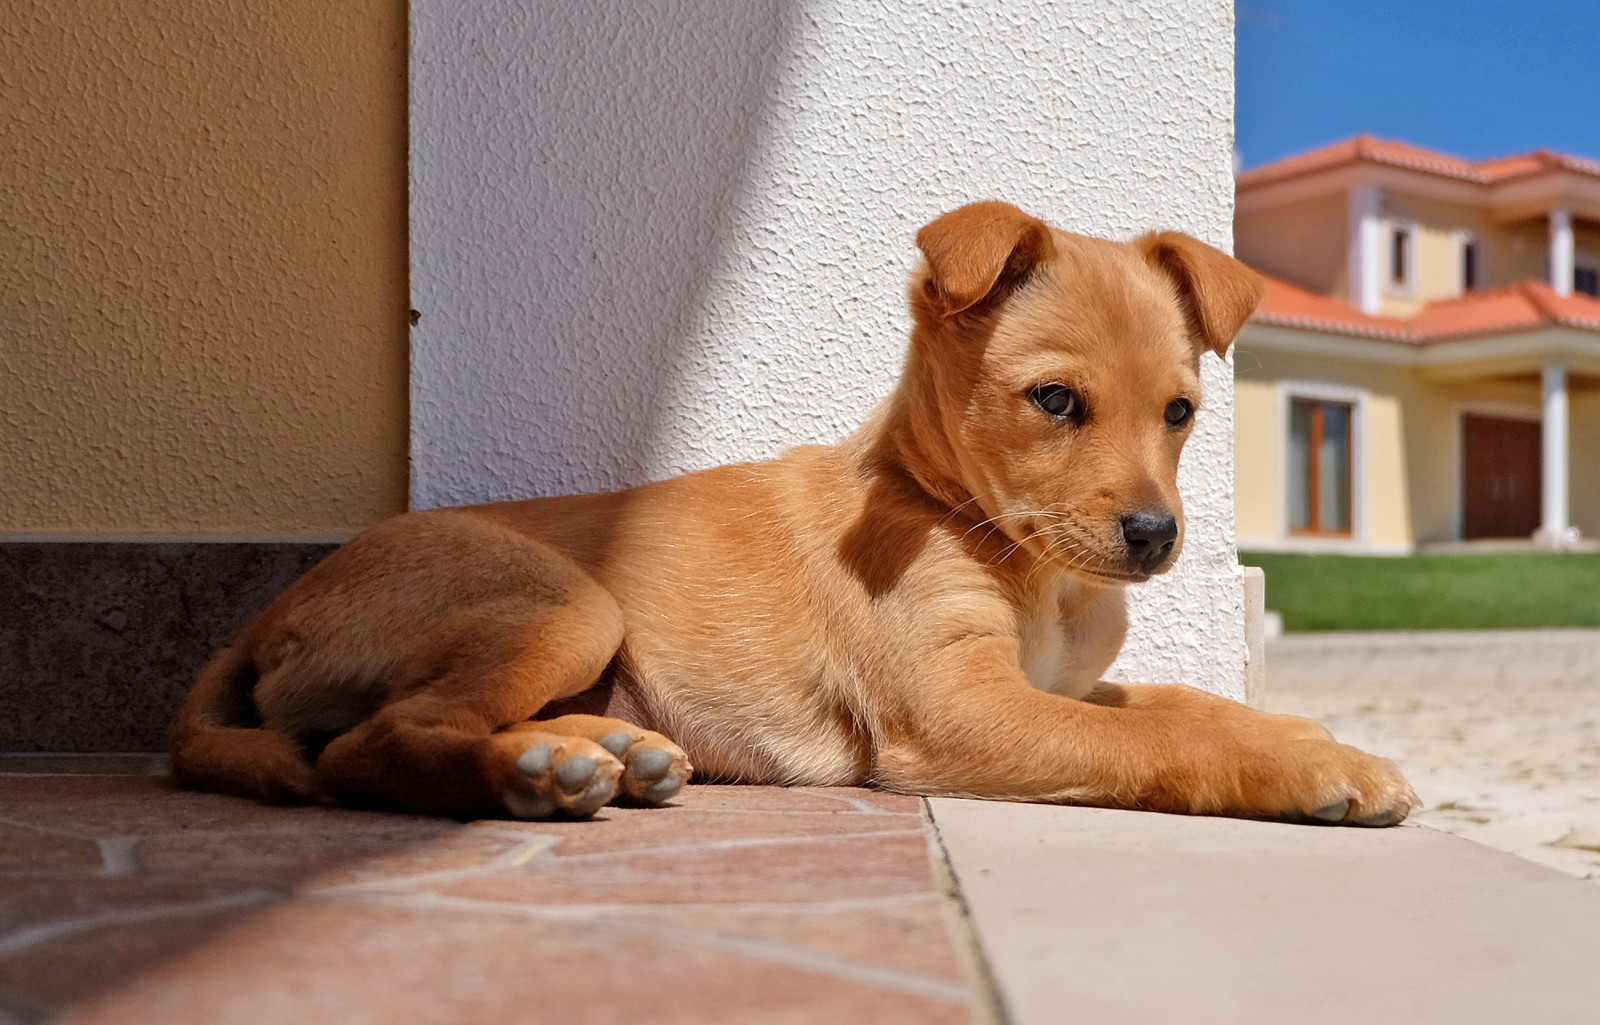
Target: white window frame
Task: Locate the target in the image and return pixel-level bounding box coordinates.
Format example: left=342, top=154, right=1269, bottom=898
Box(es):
left=1276, top=380, right=1369, bottom=551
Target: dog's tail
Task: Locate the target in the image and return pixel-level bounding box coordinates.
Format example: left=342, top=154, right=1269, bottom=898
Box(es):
left=169, top=642, right=317, bottom=804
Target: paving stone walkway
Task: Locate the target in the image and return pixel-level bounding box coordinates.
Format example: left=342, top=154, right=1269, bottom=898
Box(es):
left=1264, top=629, right=1600, bottom=883
left=0, top=757, right=976, bottom=1024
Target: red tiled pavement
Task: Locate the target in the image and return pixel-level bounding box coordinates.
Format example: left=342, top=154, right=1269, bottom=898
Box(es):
left=0, top=755, right=978, bottom=1024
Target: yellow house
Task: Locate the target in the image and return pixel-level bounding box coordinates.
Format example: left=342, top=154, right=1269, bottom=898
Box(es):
left=1234, top=135, right=1600, bottom=553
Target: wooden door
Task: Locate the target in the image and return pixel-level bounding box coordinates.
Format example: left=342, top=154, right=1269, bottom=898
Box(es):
left=1461, top=415, right=1541, bottom=539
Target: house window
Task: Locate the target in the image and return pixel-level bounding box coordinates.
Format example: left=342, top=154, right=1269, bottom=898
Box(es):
left=1288, top=399, right=1353, bottom=535
left=1461, top=239, right=1479, bottom=291
left=1390, top=228, right=1410, bottom=286
left=1575, top=266, right=1599, bottom=297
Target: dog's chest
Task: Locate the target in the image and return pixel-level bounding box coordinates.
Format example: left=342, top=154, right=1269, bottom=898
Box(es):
left=1017, top=620, right=1068, bottom=690
left=1016, top=586, right=1103, bottom=701
left=1019, top=605, right=1070, bottom=693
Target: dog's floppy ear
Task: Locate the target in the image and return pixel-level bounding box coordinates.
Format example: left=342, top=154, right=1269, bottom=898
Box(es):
left=1141, top=231, right=1265, bottom=359
left=915, top=202, right=1056, bottom=318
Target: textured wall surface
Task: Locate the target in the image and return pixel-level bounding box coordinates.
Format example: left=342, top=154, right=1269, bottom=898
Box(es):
left=0, top=0, right=408, bottom=535
left=0, top=542, right=338, bottom=750
left=411, top=0, right=1246, bottom=696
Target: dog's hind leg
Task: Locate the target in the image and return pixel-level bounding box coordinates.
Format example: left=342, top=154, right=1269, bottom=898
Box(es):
left=170, top=644, right=319, bottom=805
left=314, top=580, right=628, bottom=819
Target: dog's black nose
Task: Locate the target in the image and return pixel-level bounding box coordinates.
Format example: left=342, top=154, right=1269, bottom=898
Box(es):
left=1120, top=512, right=1178, bottom=570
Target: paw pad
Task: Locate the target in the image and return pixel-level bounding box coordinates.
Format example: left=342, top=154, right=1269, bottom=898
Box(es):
left=636, top=774, right=684, bottom=804
left=1308, top=799, right=1349, bottom=823
left=629, top=748, right=673, bottom=782
left=554, top=755, right=598, bottom=792
left=516, top=744, right=552, bottom=776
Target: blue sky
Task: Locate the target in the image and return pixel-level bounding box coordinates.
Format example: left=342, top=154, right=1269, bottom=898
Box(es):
left=1235, top=1, right=1600, bottom=169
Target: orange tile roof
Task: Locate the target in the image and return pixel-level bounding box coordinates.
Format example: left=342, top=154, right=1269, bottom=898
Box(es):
left=1236, top=135, right=1600, bottom=191
left=1251, top=274, right=1600, bottom=344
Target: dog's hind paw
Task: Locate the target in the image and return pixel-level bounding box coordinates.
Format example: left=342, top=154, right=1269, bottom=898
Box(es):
left=595, top=729, right=693, bottom=806
left=499, top=735, right=623, bottom=819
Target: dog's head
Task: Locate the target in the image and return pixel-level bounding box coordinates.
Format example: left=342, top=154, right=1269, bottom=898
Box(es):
left=903, top=201, right=1263, bottom=583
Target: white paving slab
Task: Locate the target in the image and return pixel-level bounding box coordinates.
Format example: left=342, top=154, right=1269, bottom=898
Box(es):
left=930, top=798, right=1600, bottom=1025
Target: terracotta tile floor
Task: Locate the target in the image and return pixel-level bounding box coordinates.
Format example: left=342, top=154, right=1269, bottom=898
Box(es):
left=0, top=756, right=979, bottom=1024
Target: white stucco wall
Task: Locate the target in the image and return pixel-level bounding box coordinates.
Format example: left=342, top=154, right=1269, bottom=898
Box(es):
left=409, top=0, right=1245, bottom=697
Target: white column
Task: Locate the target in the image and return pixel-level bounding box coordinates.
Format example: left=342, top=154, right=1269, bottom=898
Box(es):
left=1348, top=185, right=1382, bottom=314
left=1537, top=363, right=1571, bottom=548
left=412, top=1, right=1249, bottom=699
left=1550, top=208, right=1574, bottom=296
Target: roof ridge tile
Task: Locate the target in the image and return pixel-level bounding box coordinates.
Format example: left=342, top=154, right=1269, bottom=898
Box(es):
left=1239, top=136, right=1600, bottom=190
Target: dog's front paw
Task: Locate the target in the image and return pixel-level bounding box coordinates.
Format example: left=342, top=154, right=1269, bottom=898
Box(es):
left=1235, top=740, right=1421, bottom=827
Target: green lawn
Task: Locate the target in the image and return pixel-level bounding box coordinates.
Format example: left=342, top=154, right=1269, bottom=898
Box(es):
left=1239, top=550, right=1600, bottom=631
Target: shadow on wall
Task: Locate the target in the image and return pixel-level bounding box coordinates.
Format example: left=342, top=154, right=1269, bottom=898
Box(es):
left=409, top=0, right=799, bottom=505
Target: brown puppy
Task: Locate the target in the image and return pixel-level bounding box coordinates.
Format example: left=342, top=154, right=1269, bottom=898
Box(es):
left=171, top=202, right=1419, bottom=827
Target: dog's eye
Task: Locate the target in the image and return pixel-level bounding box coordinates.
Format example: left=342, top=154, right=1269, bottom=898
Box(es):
left=1165, top=399, right=1193, bottom=427
left=1030, top=384, right=1083, bottom=421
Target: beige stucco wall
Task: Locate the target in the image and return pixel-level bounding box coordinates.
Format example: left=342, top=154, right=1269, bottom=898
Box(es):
left=1414, top=225, right=1462, bottom=305
left=1234, top=193, right=1348, bottom=297
left=1375, top=194, right=1482, bottom=315
left=1237, top=335, right=1595, bottom=547
left=1362, top=389, right=1411, bottom=544
left=1231, top=337, right=1563, bottom=550
left=1241, top=190, right=1582, bottom=312
left=1233, top=377, right=1281, bottom=542
left=1483, top=217, right=1548, bottom=289
left=1375, top=195, right=1586, bottom=306
left=1234, top=343, right=1422, bottom=549
left=0, top=0, right=408, bottom=535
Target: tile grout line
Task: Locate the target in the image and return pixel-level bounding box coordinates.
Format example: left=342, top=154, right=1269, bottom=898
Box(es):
left=540, top=826, right=928, bottom=864
left=335, top=889, right=974, bottom=1004
left=791, top=787, right=894, bottom=814
left=0, top=773, right=150, bottom=778
left=319, top=890, right=943, bottom=916
left=0, top=888, right=280, bottom=960
left=0, top=813, right=102, bottom=843
left=303, top=827, right=929, bottom=898
left=921, top=798, right=1012, bottom=1025
left=95, top=837, right=139, bottom=877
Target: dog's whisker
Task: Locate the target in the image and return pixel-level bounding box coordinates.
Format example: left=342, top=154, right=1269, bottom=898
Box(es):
left=965, top=509, right=1072, bottom=568
left=1028, top=531, right=1094, bottom=587
left=935, top=494, right=988, bottom=528
left=974, top=510, right=1089, bottom=572
left=958, top=508, right=1055, bottom=543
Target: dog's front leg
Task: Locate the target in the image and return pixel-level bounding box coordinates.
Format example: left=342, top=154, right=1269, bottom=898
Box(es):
left=874, top=637, right=1418, bottom=826
left=1084, top=681, right=1337, bottom=742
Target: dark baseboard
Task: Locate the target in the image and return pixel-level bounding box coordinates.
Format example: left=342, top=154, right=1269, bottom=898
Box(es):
left=0, top=542, right=339, bottom=752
